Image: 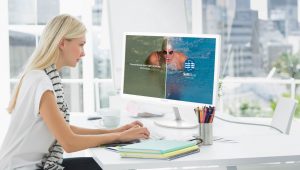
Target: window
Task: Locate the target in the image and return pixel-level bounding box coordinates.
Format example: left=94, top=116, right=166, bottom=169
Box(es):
left=2, top=0, right=299, bottom=117
left=2, top=0, right=113, bottom=113
left=201, top=0, right=300, bottom=117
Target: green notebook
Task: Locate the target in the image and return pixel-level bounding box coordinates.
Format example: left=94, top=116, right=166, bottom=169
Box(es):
left=119, top=139, right=197, bottom=154
left=120, top=145, right=199, bottom=159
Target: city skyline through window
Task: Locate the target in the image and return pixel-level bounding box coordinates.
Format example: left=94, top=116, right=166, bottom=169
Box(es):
left=202, top=0, right=300, bottom=117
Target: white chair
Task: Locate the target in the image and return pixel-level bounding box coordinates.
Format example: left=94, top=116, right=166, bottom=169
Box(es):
left=271, top=97, right=298, bottom=134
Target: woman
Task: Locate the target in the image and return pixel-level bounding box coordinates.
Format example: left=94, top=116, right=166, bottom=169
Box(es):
left=0, top=14, right=149, bottom=170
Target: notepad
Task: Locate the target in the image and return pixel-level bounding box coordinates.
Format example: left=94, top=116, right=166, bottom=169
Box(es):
left=120, top=145, right=199, bottom=159
left=119, top=139, right=197, bottom=154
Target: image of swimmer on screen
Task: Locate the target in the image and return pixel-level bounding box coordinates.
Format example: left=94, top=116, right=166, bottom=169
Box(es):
left=123, top=34, right=216, bottom=105
left=145, top=37, right=188, bottom=71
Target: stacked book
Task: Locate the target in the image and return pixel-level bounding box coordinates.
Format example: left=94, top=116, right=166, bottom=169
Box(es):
left=118, top=139, right=199, bottom=160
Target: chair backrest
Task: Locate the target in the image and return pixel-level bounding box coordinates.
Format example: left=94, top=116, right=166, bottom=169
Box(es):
left=271, top=97, right=298, bottom=134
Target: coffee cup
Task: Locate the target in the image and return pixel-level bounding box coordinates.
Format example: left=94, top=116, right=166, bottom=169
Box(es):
left=98, top=108, right=120, bottom=128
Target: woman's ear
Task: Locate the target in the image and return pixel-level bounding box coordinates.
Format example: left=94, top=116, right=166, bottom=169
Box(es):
left=58, top=38, right=66, bottom=50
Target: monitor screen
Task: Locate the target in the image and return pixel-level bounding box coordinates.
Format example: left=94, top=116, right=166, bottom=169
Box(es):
left=121, top=33, right=220, bottom=108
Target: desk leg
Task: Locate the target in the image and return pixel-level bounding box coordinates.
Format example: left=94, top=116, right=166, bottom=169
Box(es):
left=227, top=166, right=237, bottom=170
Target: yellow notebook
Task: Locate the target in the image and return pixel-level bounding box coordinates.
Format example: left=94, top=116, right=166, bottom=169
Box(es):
left=120, top=145, right=199, bottom=159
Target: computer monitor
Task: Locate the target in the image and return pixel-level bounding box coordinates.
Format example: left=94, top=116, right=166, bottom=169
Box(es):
left=121, top=32, right=220, bottom=128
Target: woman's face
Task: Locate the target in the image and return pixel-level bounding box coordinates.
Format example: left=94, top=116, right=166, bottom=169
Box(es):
left=162, top=48, right=174, bottom=63
left=59, top=36, right=86, bottom=67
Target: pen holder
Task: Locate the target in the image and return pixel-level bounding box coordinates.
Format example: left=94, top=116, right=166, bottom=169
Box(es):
left=198, top=123, right=213, bottom=145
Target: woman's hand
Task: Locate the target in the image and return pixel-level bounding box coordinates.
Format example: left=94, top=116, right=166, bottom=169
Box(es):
left=117, top=125, right=150, bottom=142
left=114, top=120, right=144, bottom=133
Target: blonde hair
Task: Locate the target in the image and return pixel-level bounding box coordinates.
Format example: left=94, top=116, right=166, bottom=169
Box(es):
left=7, top=14, right=86, bottom=113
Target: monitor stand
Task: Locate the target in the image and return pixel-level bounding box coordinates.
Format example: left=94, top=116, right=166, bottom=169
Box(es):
left=154, top=107, right=198, bottom=129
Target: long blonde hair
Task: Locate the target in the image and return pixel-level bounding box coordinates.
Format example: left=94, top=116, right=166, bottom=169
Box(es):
left=7, top=14, right=86, bottom=113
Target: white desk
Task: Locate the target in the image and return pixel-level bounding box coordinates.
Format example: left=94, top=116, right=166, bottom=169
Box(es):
left=85, top=109, right=300, bottom=170
left=90, top=134, right=300, bottom=170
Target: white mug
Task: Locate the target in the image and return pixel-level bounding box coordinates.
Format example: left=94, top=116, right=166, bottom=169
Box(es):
left=98, top=108, right=120, bottom=128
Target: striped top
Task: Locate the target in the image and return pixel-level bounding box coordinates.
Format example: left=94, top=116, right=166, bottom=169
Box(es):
left=38, top=64, right=70, bottom=170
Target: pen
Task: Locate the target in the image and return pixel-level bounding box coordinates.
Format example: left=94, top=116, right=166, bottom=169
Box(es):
left=200, top=109, right=204, bottom=123
left=209, top=106, right=215, bottom=123
left=87, top=116, right=102, bottom=120
left=203, top=106, right=208, bottom=123
left=205, top=107, right=210, bottom=123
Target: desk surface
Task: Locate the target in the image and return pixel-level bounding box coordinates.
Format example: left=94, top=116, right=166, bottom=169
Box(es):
left=89, top=134, right=300, bottom=170
left=83, top=110, right=300, bottom=170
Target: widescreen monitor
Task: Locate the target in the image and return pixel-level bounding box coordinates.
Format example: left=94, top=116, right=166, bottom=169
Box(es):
left=121, top=33, right=220, bottom=128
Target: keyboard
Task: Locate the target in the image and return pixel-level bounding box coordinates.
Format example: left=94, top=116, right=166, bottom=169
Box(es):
left=149, top=130, right=165, bottom=140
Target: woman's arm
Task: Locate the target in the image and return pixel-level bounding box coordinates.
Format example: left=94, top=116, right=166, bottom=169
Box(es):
left=40, top=90, right=149, bottom=153
left=70, top=120, right=144, bottom=135
left=70, top=125, right=114, bottom=135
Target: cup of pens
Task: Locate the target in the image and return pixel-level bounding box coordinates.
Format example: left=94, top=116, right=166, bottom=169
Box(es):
left=194, top=106, right=215, bottom=145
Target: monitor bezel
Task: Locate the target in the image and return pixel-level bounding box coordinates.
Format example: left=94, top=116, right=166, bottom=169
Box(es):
left=120, top=32, right=221, bottom=107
